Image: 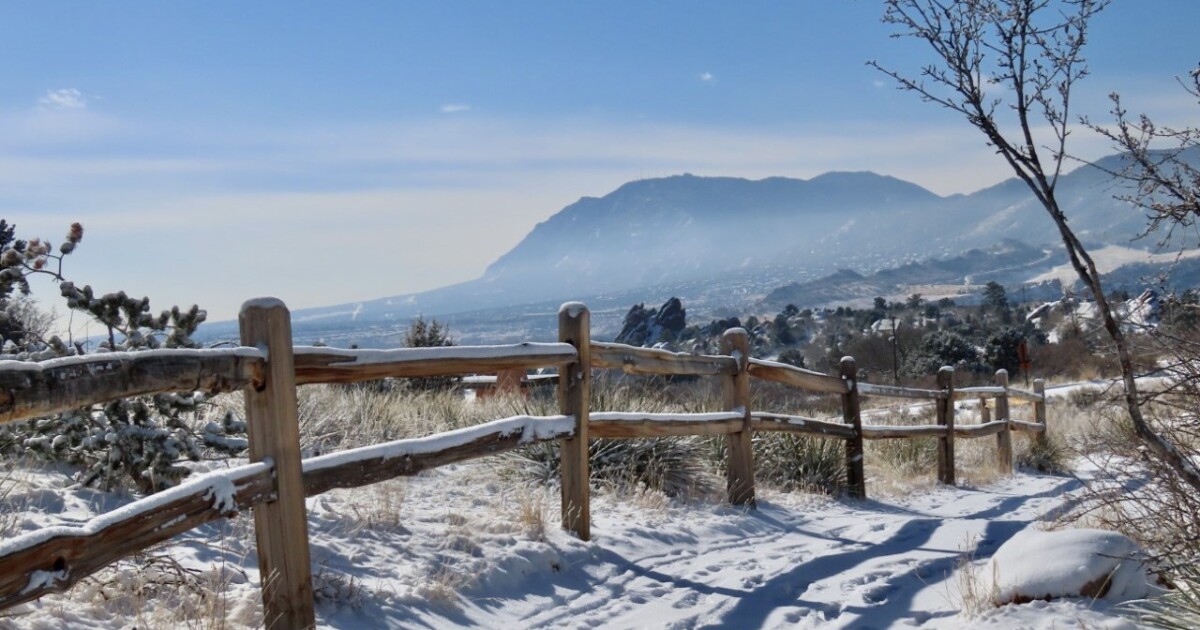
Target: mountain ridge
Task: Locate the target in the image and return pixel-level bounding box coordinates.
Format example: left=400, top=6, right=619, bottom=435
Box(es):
left=196, top=151, right=1192, bottom=346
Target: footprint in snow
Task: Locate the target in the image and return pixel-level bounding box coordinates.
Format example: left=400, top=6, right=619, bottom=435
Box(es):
left=671, top=591, right=701, bottom=609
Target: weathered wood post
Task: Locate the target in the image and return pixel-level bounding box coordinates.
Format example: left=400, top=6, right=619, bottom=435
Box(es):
left=1033, top=378, right=1047, bottom=428
left=1031, top=377, right=1050, bottom=455
left=495, top=367, right=525, bottom=397
left=840, top=356, right=866, bottom=499
left=980, top=399, right=990, bottom=423
left=558, top=302, right=591, bottom=540
left=239, top=298, right=315, bottom=630
left=721, top=328, right=756, bottom=507
left=936, top=366, right=956, bottom=485
left=995, top=368, right=1013, bottom=472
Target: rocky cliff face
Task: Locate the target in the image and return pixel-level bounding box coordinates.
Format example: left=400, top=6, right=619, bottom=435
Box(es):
left=614, top=297, right=687, bottom=347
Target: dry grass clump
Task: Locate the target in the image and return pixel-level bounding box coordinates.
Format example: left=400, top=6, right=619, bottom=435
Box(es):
left=865, top=407, right=940, bottom=478
left=510, top=375, right=723, bottom=500
left=512, top=437, right=719, bottom=498
left=311, top=569, right=369, bottom=611
left=954, top=536, right=1001, bottom=618
left=50, top=552, right=259, bottom=630
left=754, top=434, right=846, bottom=495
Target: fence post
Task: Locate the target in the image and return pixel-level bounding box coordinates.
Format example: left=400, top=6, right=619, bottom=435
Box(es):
left=558, top=302, right=591, bottom=540
left=995, top=368, right=1013, bottom=473
left=936, top=366, right=956, bottom=485
left=980, top=398, right=990, bottom=423
left=239, top=299, right=315, bottom=630
left=721, top=328, right=756, bottom=507
left=1033, top=378, right=1046, bottom=428
left=840, top=356, right=865, bottom=499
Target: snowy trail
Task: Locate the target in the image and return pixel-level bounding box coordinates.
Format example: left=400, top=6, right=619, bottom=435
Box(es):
left=7, top=457, right=1132, bottom=628
left=434, top=474, right=1087, bottom=629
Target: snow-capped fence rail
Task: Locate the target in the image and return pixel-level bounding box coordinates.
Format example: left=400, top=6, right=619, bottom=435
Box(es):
left=0, top=348, right=266, bottom=425
left=292, top=342, right=578, bottom=385
left=0, top=461, right=276, bottom=611
left=0, top=298, right=1051, bottom=627
left=591, top=341, right=737, bottom=376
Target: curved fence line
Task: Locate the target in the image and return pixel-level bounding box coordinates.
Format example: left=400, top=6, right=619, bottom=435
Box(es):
left=0, top=299, right=1050, bottom=627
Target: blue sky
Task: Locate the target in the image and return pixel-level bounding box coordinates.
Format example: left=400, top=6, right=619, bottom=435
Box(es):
left=3, top=1, right=1198, bottom=327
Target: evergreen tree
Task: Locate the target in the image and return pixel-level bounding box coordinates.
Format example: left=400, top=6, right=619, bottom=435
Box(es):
left=0, top=222, right=247, bottom=493
left=404, top=315, right=459, bottom=390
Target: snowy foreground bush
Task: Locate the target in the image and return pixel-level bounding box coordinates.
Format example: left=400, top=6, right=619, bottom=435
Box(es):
left=987, top=528, right=1160, bottom=605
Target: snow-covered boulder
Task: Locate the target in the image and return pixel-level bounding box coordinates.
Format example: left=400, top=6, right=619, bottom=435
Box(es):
left=988, top=528, right=1159, bottom=605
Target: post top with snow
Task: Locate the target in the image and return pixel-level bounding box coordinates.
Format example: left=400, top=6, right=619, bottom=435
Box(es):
left=559, top=302, right=588, bottom=318
left=722, top=327, right=748, bottom=341
left=240, top=297, right=288, bottom=316
left=938, top=364, right=954, bottom=387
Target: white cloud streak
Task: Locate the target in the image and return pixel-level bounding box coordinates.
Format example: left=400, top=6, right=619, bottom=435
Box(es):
left=439, top=103, right=472, bottom=113
left=38, top=88, right=87, bottom=110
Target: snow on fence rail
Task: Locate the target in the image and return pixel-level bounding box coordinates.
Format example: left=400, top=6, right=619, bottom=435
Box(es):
left=0, top=298, right=1051, bottom=628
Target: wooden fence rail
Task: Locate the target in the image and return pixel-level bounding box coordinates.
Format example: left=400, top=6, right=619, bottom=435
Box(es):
left=0, top=299, right=1050, bottom=627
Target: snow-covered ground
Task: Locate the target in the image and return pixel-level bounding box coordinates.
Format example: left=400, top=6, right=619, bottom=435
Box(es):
left=2, top=451, right=1149, bottom=629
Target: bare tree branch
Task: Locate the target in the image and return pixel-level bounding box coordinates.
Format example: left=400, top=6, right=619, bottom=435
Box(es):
left=872, top=0, right=1200, bottom=494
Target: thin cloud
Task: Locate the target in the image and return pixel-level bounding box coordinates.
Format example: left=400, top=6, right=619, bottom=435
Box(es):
left=39, top=88, right=87, bottom=110
left=440, top=103, right=472, bottom=113
left=700, top=72, right=715, bottom=82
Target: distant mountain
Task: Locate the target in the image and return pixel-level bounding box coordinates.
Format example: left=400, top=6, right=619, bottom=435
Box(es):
left=483, top=171, right=945, bottom=296
left=198, top=151, right=1194, bottom=346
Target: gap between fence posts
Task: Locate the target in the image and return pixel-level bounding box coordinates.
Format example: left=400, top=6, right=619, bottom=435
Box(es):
left=239, top=299, right=316, bottom=630
left=840, top=356, right=865, bottom=499
left=721, top=328, right=756, bottom=507
left=558, top=303, right=591, bottom=540
left=936, top=366, right=956, bottom=485
left=995, top=369, right=1013, bottom=472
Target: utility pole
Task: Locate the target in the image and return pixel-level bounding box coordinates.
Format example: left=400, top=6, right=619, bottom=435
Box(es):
left=889, top=315, right=899, bottom=385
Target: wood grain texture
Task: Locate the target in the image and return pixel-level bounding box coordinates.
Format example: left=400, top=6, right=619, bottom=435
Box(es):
left=302, top=419, right=575, bottom=496
left=0, top=466, right=273, bottom=611
left=0, top=351, right=263, bottom=426
left=861, top=424, right=949, bottom=439
left=558, top=304, right=591, bottom=541
left=936, top=366, right=956, bottom=485
left=293, top=346, right=576, bottom=385
left=857, top=382, right=945, bottom=400
left=995, top=369, right=1013, bottom=473
left=240, top=299, right=315, bottom=630
left=955, top=421, right=1009, bottom=437
left=722, top=329, right=756, bottom=507
left=590, top=342, right=736, bottom=376
left=746, top=359, right=848, bottom=394
left=750, top=415, right=857, bottom=440
left=1009, top=420, right=1046, bottom=433
left=841, top=357, right=866, bottom=499
left=589, top=417, right=743, bottom=438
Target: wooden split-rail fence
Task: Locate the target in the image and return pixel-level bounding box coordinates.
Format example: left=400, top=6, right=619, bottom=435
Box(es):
left=0, top=299, right=1048, bottom=628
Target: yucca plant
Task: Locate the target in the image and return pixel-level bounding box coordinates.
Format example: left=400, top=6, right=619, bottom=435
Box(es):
left=1123, top=561, right=1200, bottom=630
left=512, top=437, right=717, bottom=497
left=754, top=433, right=846, bottom=495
